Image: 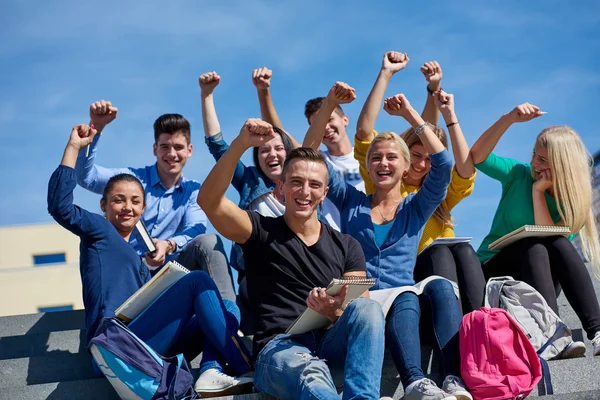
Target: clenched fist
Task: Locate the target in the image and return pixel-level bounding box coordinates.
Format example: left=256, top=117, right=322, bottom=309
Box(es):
left=383, top=94, right=415, bottom=119
left=382, top=51, right=410, bottom=74
left=89, top=100, right=118, bottom=128
left=326, top=81, right=356, bottom=105
left=199, top=71, right=220, bottom=95
left=238, top=118, right=276, bottom=148
left=252, top=67, right=273, bottom=90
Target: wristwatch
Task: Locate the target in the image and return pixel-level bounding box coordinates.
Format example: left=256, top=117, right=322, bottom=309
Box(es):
left=166, top=239, right=175, bottom=256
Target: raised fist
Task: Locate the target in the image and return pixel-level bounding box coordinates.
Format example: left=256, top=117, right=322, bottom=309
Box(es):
left=69, top=124, right=98, bottom=150
left=508, top=102, right=545, bottom=123
left=199, top=71, right=220, bottom=94
left=383, top=94, right=414, bottom=118
left=433, top=90, right=455, bottom=118
left=420, top=61, right=443, bottom=88
left=89, top=100, right=118, bottom=128
left=326, top=81, right=356, bottom=105
left=252, top=67, right=272, bottom=90
left=382, top=51, right=410, bottom=74
left=239, top=118, right=276, bottom=147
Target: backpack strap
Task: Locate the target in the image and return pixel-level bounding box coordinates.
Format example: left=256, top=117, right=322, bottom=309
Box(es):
left=537, top=356, right=554, bottom=396
left=166, top=353, right=197, bottom=400
left=537, top=322, right=568, bottom=356
left=484, top=276, right=515, bottom=308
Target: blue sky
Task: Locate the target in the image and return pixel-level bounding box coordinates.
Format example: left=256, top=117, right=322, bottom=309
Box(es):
left=1, top=0, right=599, bottom=253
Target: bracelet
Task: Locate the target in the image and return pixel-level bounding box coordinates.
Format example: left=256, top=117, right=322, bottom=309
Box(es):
left=446, top=121, right=459, bottom=128
left=427, top=85, right=441, bottom=96
left=414, top=123, right=427, bottom=136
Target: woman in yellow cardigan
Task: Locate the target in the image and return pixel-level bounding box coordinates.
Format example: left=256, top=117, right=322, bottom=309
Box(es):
left=354, top=51, right=485, bottom=313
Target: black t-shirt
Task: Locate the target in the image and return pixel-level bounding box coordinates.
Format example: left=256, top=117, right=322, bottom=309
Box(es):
left=241, top=211, right=366, bottom=355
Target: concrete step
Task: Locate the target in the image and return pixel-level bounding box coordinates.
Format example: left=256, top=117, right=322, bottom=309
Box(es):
left=0, top=310, right=85, bottom=337
left=0, top=329, right=86, bottom=360
left=0, top=378, right=119, bottom=400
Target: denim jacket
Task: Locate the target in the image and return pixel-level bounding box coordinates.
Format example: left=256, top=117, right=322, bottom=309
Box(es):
left=326, top=150, right=453, bottom=289
left=205, top=132, right=275, bottom=210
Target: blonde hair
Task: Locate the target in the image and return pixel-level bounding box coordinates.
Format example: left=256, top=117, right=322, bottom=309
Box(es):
left=400, top=123, right=453, bottom=227
left=535, top=126, right=600, bottom=278
left=366, top=131, right=410, bottom=166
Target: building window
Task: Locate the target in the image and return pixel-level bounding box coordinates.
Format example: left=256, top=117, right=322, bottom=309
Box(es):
left=38, top=305, right=73, bottom=313
left=33, top=253, right=66, bottom=266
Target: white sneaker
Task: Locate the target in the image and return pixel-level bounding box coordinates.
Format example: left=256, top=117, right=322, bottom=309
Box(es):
left=194, top=368, right=254, bottom=397
left=405, top=378, right=457, bottom=400
left=592, top=331, right=600, bottom=356
left=559, top=340, right=586, bottom=359
left=442, top=375, right=473, bottom=400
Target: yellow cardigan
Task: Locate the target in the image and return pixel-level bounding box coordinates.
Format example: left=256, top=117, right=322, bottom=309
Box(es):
left=354, top=131, right=476, bottom=253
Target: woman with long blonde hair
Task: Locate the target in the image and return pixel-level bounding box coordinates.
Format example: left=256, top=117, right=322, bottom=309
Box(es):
left=470, top=102, right=600, bottom=357
left=304, top=79, right=473, bottom=399
left=354, top=53, right=484, bottom=316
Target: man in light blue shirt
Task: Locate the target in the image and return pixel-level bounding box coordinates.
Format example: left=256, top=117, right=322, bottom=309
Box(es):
left=74, top=100, right=235, bottom=302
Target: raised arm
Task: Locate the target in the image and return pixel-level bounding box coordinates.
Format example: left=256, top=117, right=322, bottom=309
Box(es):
left=384, top=94, right=445, bottom=154
left=434, top=90, right=474, bottom=178
left=356, top=51, right=409, bottom=141
left=253, top=67, right=301, bottom=148
left=303, top=82, right=356, bottom=150
left=75, top=100, right=129, bottom=194
left=470, top=102, right=545, bottom=164
left=198, top=119, right=276, bottom=244
left=419, top=61, right=443, bottom=125
left=49, top=125, right=106, bottom=240
left=199, top=71, right=221, bottom=137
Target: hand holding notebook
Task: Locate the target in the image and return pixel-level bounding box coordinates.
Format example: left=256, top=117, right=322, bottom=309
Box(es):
left=286, top=277, right=376, bottom=335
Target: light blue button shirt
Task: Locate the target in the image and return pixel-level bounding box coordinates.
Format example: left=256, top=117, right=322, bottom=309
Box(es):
left=75, top=135, right=207, bottom=260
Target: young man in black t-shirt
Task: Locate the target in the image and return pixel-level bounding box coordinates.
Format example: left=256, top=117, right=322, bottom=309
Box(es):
left=198, top=119, right=385, bottom=399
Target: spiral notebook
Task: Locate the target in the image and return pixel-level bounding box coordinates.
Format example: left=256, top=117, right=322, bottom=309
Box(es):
left=115, top=261, right=190, bottom=323
left=285, top=277, right=376, bottom=335
left=488, top=225, right=571, bottom=251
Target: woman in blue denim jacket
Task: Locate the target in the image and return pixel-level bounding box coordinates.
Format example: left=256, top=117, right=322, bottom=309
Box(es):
left=305, top=85, right=472, bottom=400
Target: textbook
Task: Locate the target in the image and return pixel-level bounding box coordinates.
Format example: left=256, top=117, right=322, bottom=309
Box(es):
left=115, top=261, right=190, bottom=323
left=135, top=220, right=157, bottom=254
left=488, top=225, right=571, bottom=251
left=370, top=276, right=459, bottom=317
left=418, top=237, right=472, bottom=255
left=285, top=277, right=376, bottom=335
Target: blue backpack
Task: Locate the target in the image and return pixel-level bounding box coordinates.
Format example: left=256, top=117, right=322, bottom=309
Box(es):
left=89, top=318, right=196, bottom=400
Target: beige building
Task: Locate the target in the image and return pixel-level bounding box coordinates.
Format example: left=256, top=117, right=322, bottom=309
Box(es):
left=0, top=223, right=83, bottom=316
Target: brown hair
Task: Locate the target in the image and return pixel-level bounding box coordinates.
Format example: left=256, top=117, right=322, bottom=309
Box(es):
left=153, top=113, right=191, bottom=144
left=304, top=97, right=345, bottom=124
left=281, top=147, right=329, bottom=183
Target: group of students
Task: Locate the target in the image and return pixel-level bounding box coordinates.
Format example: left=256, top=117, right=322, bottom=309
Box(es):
left=47, top=51, right=600, bottom=400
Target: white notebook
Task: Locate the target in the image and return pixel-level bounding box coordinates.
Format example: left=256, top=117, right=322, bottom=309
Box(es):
left=488, top=225, right=571, bottom=251
left=115, top=261, right=190, bottom=323
left=370, top=276, right=459, bottom=317
left=418, top=237, right=472, bottom=255
left=285, top=277, right=376, bottom=335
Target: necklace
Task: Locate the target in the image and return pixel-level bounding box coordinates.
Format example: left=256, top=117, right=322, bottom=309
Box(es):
left=376, top=200, right=401, bottom=223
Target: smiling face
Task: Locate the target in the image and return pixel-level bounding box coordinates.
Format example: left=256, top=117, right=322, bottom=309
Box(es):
left=531, top=142, right=551, bottom=180
left=309, top=109, right=349, bottom=148
left=101, top=181, right=145, bottom=236
left=368, top=140, right=408, bottom=191
left=257, top=134, right=287, bottom=182
left=153, top=132, right=192, bottom=181
left=405, top=143, right=431, bottom=184
left=280, top=159, right=329, bottom=220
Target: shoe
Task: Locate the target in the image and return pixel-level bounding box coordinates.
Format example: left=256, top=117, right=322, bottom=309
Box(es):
left=559, top=340, right=586, bottom=359
left=405, top=378, right=457, bottom=400
left=593, top=331, right=600, bottom=356
left=442, top=375, right=473, bottom=400
left=194, top=368, right=254, bottom=397
left=380, top=397, right=394, bottom=400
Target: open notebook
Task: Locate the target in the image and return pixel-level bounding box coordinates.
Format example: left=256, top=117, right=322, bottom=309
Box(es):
left=488, top=225, right=571, bottom=251
left=370, top=276, right=459, bottom=317
left=115, top=261, right=190, bottom=323
left=285, top=277, right=376, bottom=335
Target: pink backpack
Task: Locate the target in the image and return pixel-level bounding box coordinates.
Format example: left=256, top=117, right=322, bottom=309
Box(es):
left=459, top=307, right=543, bottom=400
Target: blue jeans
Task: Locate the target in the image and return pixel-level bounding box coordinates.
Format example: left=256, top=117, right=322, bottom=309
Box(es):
left=128, top=270, right=252, bottom=375
left=254, top=298, right=385, bottom=400
left=386, top=279, right=462, bottom=389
